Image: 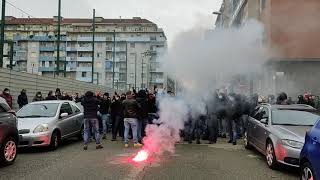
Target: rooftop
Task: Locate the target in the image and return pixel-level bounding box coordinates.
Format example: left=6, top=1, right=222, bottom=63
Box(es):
left=5, top=16, right=155, bottom=25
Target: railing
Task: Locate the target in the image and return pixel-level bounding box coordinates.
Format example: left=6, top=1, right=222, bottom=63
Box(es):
left=76, top=67, right=92, bottom=72
left=39, top=56, right=55, bottom=61
left=77, top=57, right=93, bottom=62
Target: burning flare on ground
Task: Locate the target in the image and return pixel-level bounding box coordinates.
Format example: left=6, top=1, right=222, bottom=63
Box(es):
left=133, top=150, right=149, bottom=162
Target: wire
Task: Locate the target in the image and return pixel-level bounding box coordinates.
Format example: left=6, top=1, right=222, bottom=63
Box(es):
left=6, top=0, right=35, bottom=18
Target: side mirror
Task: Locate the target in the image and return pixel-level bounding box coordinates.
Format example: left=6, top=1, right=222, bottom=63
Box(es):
left=260, top=118, right=268, bottom=125
left=60, top=112, right=68, bottom=118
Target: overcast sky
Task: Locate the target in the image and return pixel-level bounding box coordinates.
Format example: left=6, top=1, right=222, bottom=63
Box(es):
left=5, top=0, right=222, bottom=44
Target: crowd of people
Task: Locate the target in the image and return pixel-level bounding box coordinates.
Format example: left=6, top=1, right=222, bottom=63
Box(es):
left=1, top=86, right=320, bottom=150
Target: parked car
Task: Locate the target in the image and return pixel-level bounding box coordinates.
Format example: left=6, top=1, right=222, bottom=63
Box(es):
left=17, top=100, right=84, bottom=150
left=300, top=119, right=320, bottom=180
left=244, top=104, right=319, bottom=169
left=0, top=97, right=18, bottom=165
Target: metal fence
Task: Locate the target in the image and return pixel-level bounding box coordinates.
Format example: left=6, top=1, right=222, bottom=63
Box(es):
left=0, top=68, right=113, bottom=110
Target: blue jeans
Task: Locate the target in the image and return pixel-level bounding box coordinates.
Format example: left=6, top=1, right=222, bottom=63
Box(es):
left=124, top=118, right=138, bottom=144
left=101, top=114, right=111, bottom=135
left=84, top=118, right=101, bottom=145
left=137, top=119, right=143, bottom=141
left=228, top=120, right=237, bottom=143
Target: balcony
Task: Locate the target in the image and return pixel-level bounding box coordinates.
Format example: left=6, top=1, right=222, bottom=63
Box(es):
left=39, top=56, right=54, bottom=61
left=39, top=46, right=55, bottom=51
left=39, top=67, right=55, bottom=72
left=77, top=67, right=92, bottom=72
left=13, top=46, right=27, bottom=52
left=66, top=57, right=77, bottom=61
left=150, top=78, right=164, bottom=84
left=105, top=67, right=120, bottom=72
left=78, top=37, right=105, bottom=42
left=77, top=46, right=93, bottom=51
left=66, top=47, right=77, bottom=51
left=106, top=47, right=126, bottom=52
left=66, top=66, right=77, bottom=72
left=77, top=57, right=93, bottom=62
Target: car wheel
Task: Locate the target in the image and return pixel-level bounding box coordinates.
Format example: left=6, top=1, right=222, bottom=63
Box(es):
left=49, top=131, right=60, bottom=151
left=301, top=162, right=317, bottom=180
left=266, top=141, right=278, bottom=169
left=78, top=126, right=84, bottom=141
left=244, top=131, right=252, bottom=149
left=0, top=137, right=17, bottom=165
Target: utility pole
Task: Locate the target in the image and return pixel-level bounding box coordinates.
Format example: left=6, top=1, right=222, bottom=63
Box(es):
left=56, top=0, right=61, bottom=77
left=141, top=53, right=144, bottom=89
left=112, top=30, right=116, bottom=88
left=91, top=9, right=95, bottom=83
left=134, top=53, right=137, bottom=89
left=0, top=0, right=6, bottom=68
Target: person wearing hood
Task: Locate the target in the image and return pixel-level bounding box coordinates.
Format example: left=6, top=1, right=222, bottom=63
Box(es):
left=216, top=90, right=228, bottom=138
left=17, top=89, right=28, bottom=109
left=1, top=88, right=13, bottom=108
left=81, top=91, right=103, bottom=150
left=55, top=88, right=62, bottom=100
left=276, top=92, right=288, bottom=105
left=136, top=90, right=148, bottom=142
left=111, top=95, right=123, bottom=141
left=46, top=91, right=57, bottom=100
left=99, top=92, right=111, bottom=139
left=33, top=92, right=44, bottom=102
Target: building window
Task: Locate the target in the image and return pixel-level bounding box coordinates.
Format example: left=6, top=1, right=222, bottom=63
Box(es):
left=82, top=72, right=87, bottom=77
left=130, top=43, right=135, bottom=48
left=97, top=53, right=102, bottom=58
left=42, top=61, right=45, bottom=67
left=150, top=36, right=156, bottom=41
left=130, top=73, right=134, bottom=78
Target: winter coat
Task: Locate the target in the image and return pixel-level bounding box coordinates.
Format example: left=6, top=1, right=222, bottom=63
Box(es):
left=81, top=96, right=99, bottom=119
left=136, top=97, right=148, bottom=119
left=33, top=96, right=44, bottom=102
left=99, top=98, right=111, bottom=114
left=17, top=93, right=28, bottom=108
left=122, top=98, right=141, bottom=119
left=0, top=93, right=13, bottom=108
left=46, top=96, right=57, bottom=100
left=111, top=100, right=123, bottom=118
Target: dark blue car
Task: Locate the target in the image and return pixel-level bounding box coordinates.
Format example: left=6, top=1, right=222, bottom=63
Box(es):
left=300, top=119, right=320, bottom=180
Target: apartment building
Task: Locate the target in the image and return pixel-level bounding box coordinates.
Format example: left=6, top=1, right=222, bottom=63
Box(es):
left=3, top=16, right=167, bottom=91
left=215, top=0, right=320, bottom=97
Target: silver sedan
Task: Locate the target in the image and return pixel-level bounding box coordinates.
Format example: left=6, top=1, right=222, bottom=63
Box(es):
left=17, top=100, right=84, bottom=150
left=244, top=104, right=319, bottom=169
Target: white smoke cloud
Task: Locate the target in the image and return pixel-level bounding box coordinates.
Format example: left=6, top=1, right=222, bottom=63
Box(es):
left=142, top=19, right=270, bottom=156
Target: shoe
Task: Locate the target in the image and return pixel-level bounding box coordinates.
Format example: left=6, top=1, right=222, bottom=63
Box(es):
left=222, top=134, right=227, bottom=138
left=96, top=144, right=104, bottom=149
left=188, top=141, right=192, bottom=144
left=196, top=140, right=201, bottom=144
left=125, top=143, right=129, bottom=148
left=233, top=142, right=237, bottom=146
left=102, top=135, right=107, bottom=140
left=134, top=143, right=143, bottom=148
left=111, top=138, right=116, bottom=141
left=83, top=145, right=88, bottom=150
left=228, top=140, right=232, bottom=143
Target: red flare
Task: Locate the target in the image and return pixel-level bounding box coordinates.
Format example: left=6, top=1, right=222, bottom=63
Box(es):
left=133, top=150, right=149, bottom=162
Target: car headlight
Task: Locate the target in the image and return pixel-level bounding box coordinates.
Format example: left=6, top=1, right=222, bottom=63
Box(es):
left=282, top=139, right=304, bottom=149
left=33, top=124, right=49, bottom=133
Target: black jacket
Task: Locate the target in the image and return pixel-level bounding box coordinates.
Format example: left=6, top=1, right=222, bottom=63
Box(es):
left=46, top=96, right=57, bottom=100
left=111, top=100, right=123, bottom=117
left=122, top=99, right=140, bottom=119
left=99, top=99, right=111, bottom=114
left=17, top=93, right=28, bottom=108
left=136, top=97, right=148, bottom=119
left=81, top=96, right=99, bottom=119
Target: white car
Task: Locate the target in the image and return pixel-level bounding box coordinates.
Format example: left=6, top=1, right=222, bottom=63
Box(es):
left=17, top=100, right=84, bottom=150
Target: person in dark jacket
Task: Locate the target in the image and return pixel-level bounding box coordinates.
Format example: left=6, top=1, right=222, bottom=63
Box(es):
left=81, top=91, right=103, bottom=150
left=111, top=95, right=123, bottom=141
left=17, top=89, right=28, bottom=109
left=46, top=91, right=57, bottom=100
left=55, top=88, right=62, bottom=100
left=276, top=92, right=288, bottom=105
left=0, top=88, right=13, bottom=109
left=122, top=91, right=142, bottom=148
left=136, top=90, right=148, bottom=142
left=33, top=92, right=44, bottom=102
left=99, top=93, right=111, bottom=139
left=75, top=93, right=81, bottom=103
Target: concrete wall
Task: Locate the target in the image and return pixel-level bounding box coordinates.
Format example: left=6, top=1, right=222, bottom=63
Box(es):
left=0, top=68, right=113, bottom=110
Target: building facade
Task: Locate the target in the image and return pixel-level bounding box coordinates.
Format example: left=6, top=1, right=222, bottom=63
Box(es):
left=3, top=16, right=167, bottom=91
left=215, top=0, right=320, bottom=97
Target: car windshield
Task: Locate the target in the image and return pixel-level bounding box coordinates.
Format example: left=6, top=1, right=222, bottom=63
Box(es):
left=17, top=103, right=59, bottom=118
left=272, top=110, right=320, bottom=126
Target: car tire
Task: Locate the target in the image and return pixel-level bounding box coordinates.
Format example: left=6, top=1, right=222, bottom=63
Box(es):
left=49, top=131, right=60, bottom=151
left=301, top=162, right=317, bottom=180
left=0, top=137, right=17, bottom=165
left=78, top=126, right=84, bottom=141
left=266, top=141, right=278, bottom=169
left=244, top=130, right=252, bottom=149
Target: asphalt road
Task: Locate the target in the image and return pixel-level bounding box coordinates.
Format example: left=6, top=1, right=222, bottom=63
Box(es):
left=0, top=138, right=299, bottom=180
